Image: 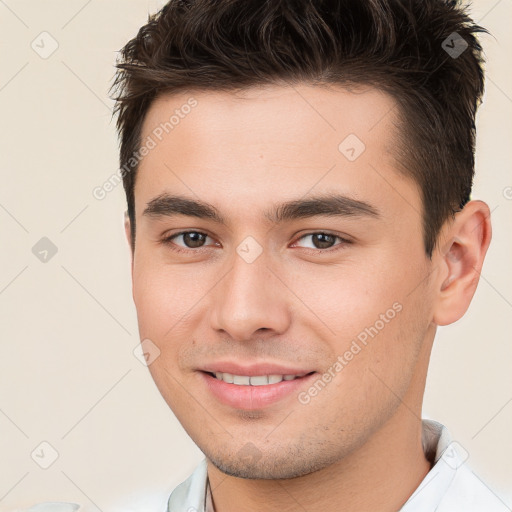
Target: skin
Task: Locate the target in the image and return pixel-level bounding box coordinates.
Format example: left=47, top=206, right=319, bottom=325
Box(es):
left=125, top=84, right=491, bottom=511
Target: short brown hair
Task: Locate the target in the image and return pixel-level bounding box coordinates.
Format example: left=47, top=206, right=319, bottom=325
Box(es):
left=110, top=0, right=488, bottom=257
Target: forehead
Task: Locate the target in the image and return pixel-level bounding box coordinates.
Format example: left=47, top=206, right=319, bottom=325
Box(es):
left=135, top=84, right=419, bottom=225
left=140, top=83, right=398, bottom=146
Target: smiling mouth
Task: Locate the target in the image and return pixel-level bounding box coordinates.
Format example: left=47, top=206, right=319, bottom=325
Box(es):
left=204, top=371, right=316, bottom=386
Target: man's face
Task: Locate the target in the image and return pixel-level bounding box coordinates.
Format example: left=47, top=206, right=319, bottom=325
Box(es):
left=130, top=84, right=436, bottom=479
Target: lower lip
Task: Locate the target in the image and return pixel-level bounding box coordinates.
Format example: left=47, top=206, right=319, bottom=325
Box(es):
left=200, top=371, right=317, bottom=410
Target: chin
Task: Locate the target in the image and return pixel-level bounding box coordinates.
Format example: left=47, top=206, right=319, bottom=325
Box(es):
left=206, top=446, right=337, bottom=480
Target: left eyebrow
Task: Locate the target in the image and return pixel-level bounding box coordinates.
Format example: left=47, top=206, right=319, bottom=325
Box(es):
left=267, top=193, right=380, bottom=223
left=142, top=192, right=380, bottom=224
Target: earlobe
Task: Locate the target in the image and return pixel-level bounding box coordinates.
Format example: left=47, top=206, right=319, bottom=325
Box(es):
left=432, top=200, right=492, bottom=326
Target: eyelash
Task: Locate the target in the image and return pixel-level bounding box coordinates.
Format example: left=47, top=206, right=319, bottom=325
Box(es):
left=160, top=230, right=352, bottom=255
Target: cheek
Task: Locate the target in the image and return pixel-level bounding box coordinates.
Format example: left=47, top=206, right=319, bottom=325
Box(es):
left=288, top=256, right=410, bottom=342
left=306, top=254, right=430, bottom=382
left=132, top=262, right=198, bottom=407
left=132, top=258, right=206, bottom=337
left=304, top=296, right=428, bottom=432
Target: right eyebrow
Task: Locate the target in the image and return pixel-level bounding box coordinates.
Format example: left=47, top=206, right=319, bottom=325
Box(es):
left=143, top=194, right=225, bottom=223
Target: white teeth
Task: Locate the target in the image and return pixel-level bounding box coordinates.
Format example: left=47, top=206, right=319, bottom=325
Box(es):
left=249, top=375, right=269, bottom=386
left=233, top=375, right=250, bottom=385
left=212, top=372, right=306, bottom=385
left=223, top=372, right=234, bottom=384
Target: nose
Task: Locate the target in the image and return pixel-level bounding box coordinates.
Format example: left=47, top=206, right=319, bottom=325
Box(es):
left=209, top=247, right=291, bottom=341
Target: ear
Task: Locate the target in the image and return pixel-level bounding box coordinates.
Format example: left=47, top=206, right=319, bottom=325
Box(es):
left=432, top=200, right=492, bottom=326
left=124, top=211, right=134, bottom=275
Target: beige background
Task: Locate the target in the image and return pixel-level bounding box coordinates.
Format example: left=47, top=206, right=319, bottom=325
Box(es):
left=0, top=0, right=511, bottom=510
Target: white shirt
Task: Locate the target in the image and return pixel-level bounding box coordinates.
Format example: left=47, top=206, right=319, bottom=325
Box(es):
left=166, top=419, right=509, bottom=512
left=16, top=420, right=509, bottom=512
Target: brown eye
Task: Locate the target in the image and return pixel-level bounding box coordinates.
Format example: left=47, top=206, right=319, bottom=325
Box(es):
left=310, top=233, right=337, bottom=249
left=162, top=231, right=214, bottom=251
left=294, top=232, right=349, bottom=251
left=179, top=232, right=207, bottom=248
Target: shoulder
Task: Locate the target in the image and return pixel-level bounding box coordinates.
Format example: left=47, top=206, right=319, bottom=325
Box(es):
left=402, top=420, right=509, bottom=512
left=437, top=464, right=510, bottom=512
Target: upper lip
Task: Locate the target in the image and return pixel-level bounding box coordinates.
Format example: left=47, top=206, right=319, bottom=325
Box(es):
left=200, top=361, right=316, bottom=376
